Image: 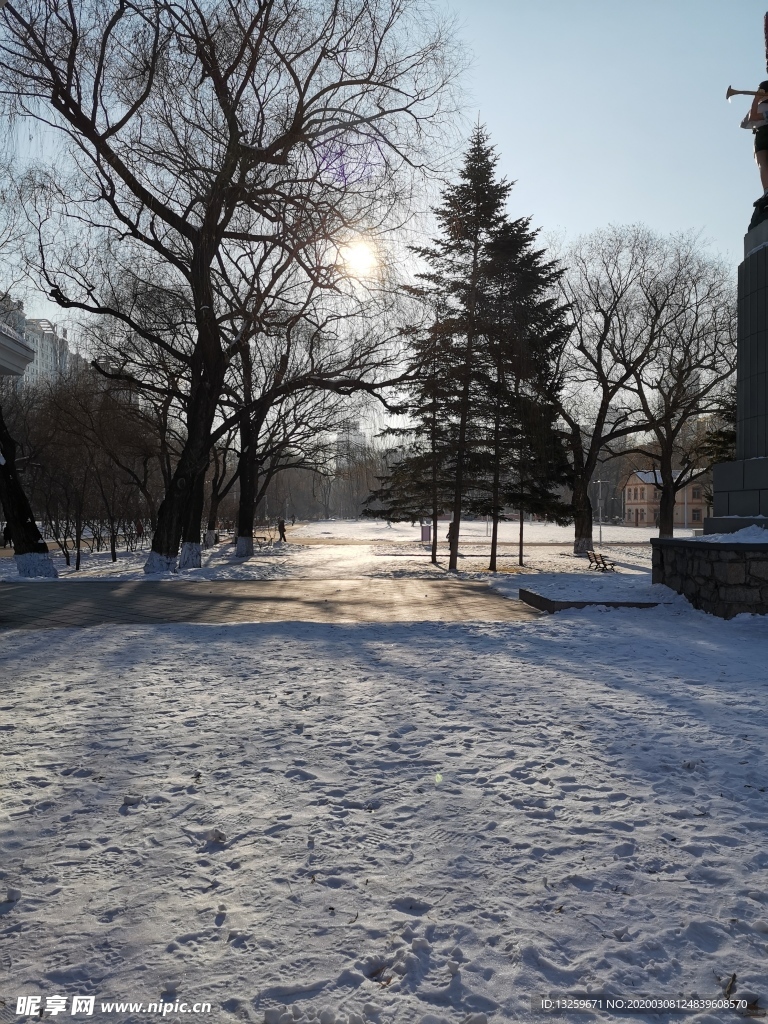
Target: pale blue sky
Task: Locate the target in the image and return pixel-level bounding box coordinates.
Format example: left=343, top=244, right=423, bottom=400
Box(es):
left=443, top=0, right=766, bottom=263
left=22, top=0, right=761, bottom=324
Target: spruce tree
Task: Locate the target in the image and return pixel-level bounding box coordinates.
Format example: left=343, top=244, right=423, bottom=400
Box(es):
left=371, top=126, right=571, bottom=570
left=364, top=320, right=455, bottom=564
left=470, top=218, right=572, bottom=568
left=411, top=125, right=512, bottom=571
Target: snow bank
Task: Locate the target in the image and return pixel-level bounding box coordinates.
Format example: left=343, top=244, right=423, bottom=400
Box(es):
left=490, top=569, right=675, bottom=606
left=689, top=524, right=768, bottom=544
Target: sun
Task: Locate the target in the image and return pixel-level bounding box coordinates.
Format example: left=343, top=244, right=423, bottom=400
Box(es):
left=342, top=239, right=377, bottom=278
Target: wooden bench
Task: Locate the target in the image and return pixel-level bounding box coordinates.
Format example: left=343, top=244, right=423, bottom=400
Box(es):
left=587, top=550, right=615, bottom=572
left=254, top=535, right=270, bottom=550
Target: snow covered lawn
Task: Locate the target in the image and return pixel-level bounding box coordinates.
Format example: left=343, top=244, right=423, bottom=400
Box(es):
left=286, top=520, right=692, bottom=546
left=3, top=601, right=768, bottom=1023
left=0, top=530, right=659, bottom=585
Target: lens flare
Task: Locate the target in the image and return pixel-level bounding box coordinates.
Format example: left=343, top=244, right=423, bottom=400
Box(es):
left=342, top=240, right=377, bottom=278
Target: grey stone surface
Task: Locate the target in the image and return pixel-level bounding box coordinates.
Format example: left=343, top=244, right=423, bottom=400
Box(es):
left=710, top=458, right=768, bottom=516
left=744, top=459, right=768, bottom=488
left=714, top=461, right=745, bottom=491
left=737, top=246, right=768, bottom=460
left=729, top=489, right=761, bottom=515
left=651, top=537, right=768, bottom=618
left=713, top=492, right=729, bottom=517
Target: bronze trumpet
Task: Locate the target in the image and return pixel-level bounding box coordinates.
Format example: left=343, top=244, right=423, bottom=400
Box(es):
left=726, top=85, right=761, bottom=100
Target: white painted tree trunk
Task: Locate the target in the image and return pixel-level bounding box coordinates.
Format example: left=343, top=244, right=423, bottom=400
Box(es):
left=235, top=536, right=253, bottom=557
left=203, top=530, right=216, bottom=549
left=179, top=542, right=202, bottom=569
left=15, top=552, right=58, bottom=578
left=143, top=551, right=177, bottom=574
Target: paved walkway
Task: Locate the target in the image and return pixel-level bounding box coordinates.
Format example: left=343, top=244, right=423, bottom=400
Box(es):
left=0, top=578, right=539, bottom=629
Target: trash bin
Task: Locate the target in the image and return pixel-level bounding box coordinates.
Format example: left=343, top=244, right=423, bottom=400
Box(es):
left=420, top=524, right=431, bottom=544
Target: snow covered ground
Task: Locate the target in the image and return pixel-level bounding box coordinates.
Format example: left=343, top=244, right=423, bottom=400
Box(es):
left=0, top=520, right=664, bottom=582
left=288, top=519, right=688, bottom=546
left=2, top=526, right=768, bottom=1024
left=491, top=571, right=667, bottom=607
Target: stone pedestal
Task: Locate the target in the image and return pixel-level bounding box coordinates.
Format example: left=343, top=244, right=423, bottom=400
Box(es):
left=706, top=224, right=768, bottom=535
left=652, top=537, right=768, bottom=618
left=663, top=222, right=768, bottom=612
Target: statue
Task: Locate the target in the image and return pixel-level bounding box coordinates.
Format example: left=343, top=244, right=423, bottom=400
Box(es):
left=732, top=80, right=768, bottom=228
left=729, top=15, right=768, bottom=228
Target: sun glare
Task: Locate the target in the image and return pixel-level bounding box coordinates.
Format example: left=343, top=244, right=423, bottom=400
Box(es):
left=342, top=239, right=377, bottom=278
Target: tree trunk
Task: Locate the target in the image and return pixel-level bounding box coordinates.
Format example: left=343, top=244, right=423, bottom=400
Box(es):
left=430, top=428, right=440, bottom=566
left=518, top=508, right=524, bottom=566
left=657, top=485, right=676, bottom=538
left=144, top=314, right=225, bottom=572
left=449, top=361, right=472, bottom=573
left=0, top=403, right=57, bottom=577
left=145, top=439, right=215, bottom=572
left=235, top=423, right=256, bottom=558
left=75, top=510, right=82, bottom=571
left=656, top=468, right=676, bottom=538
left=203, top=492, right=217, bottom=549
left=179, top=470, right=207, bottom=569
left=489, top=407, right=501, bottom=572
left=235, top=344, right=257, bottom=559
left=571, top=475, right=594, bottom=554
left=489, top=514, right=499, bottom=571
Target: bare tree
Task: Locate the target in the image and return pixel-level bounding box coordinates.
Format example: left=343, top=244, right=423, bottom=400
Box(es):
left=558, top=226, right=736, bottom=549
left=0, top=162, right=59, bottom=576
left=0, top=0, right=459, bottom=571
left=613, top=237, right=736, bottom=536
left=558, top=226, right=682, bottom=553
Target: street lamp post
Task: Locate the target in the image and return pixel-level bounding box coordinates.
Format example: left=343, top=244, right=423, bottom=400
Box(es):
left=596, top=479, right=604, bottom=546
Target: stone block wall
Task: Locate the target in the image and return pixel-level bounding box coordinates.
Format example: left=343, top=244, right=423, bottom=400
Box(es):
left=651, top=537, right=768, bottom=618
left=737, top=243, right=768, bottom=460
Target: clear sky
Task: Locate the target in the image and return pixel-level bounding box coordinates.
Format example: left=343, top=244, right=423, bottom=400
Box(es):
left=20, top=0, right=762, bottom=323
left=441, top=0, right=767, bottom=265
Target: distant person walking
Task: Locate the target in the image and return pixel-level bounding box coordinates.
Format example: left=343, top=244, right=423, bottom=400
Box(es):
left=446, top=521, right=457, bottom=545
left=290, top=514, right=296, bottom=526
left=277, top=516, right=287, bottom=542
left=135, top=519, right=144, bottom=549
left=2, top=524, right=11, bottom=548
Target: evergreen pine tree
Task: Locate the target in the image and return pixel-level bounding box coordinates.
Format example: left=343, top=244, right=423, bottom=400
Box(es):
left=470, top=218, right=572, bottom=568
left=364, top=320, right=455, bottom=564
left=411, top=124, right=512, bottom=571
left=370, top=125, right=571, bottom=570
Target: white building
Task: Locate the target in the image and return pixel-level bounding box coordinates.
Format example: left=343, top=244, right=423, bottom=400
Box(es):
left=22, top=319, right=71, bottom=383
left=0, top=319, right=34, bottom=377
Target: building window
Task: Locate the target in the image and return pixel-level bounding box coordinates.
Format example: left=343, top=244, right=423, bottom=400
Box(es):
left=640, top=488, right=645, bottom=499
left=692, top=509, right=702, bottom=522
left=640, top=509, right=645, bottom=521
left=634, top=487, right=638, bottom=499
left=692, top=487, right=701, bottom=500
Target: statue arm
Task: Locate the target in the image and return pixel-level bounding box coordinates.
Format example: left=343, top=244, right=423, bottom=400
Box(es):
left=742, top=95, right=764, bottom=129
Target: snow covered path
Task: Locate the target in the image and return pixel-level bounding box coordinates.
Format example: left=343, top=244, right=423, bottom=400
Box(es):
left=0, top=578, right=539, bottom=629
left=2, top=603, right=768, bottom=1024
